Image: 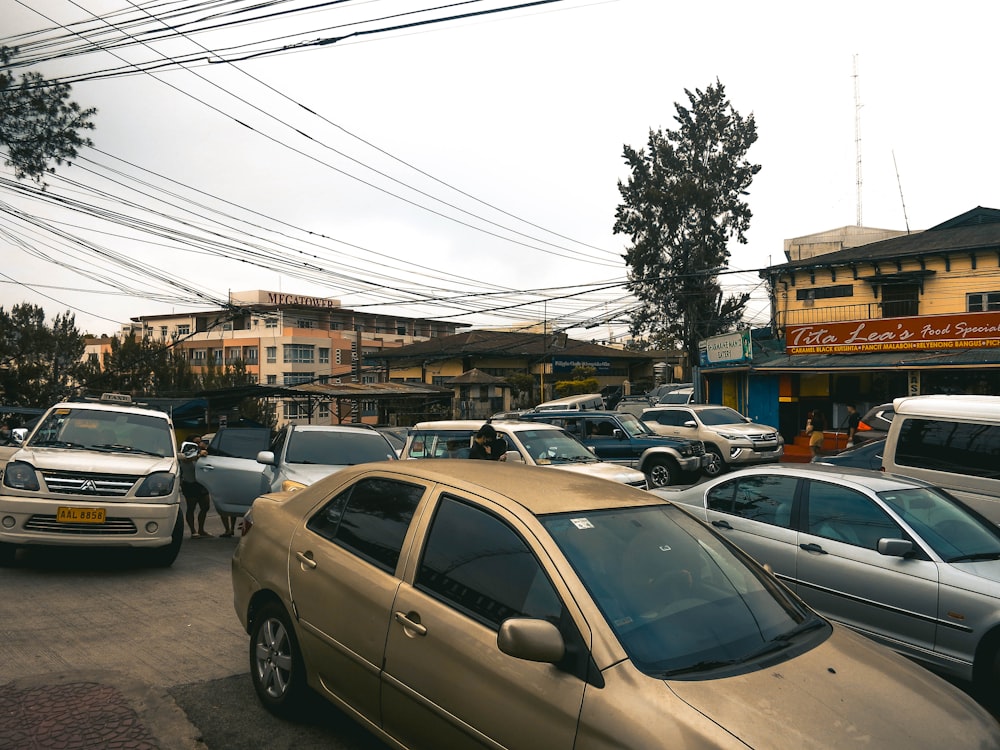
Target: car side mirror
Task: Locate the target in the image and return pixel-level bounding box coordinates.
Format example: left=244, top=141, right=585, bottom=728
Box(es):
left=497, top=618, right=565, bottom=663
left=11, top=428, right=27, bottom=445
left=684, top=420, right=698, bottom=428
left=501, top=450, right=524, bottom=464
left=180, top=441, right=200, bottom=459
left=613, top=428, right=625, bottom=440
left=256, top=450, right=277, bottom=466
left=877, top=538, right=913, bottom=557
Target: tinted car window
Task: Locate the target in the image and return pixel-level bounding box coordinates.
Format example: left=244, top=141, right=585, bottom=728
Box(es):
left=286, top=430, right=395, bottom=464
left=805, top=481, right=901, bottom=549
left=209, top=428, right=270, bottom=459
left=416, top=496, right=562, bottom=629
left=895, top=418, right=1000, bottom=480
left=646, top=410, right=686, bottom=427
left=707, top=475, right=797, bottom=528
left=307, top=477, right=424, bottom=573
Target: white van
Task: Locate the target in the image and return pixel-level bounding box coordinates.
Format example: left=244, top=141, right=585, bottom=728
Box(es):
left=533, top=393, right=605, bottom=412
left=883, top=394, right=1000, bottom=518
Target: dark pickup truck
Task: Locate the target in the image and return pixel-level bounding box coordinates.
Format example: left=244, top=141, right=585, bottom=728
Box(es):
left=510, top=410, right=706, bottom=488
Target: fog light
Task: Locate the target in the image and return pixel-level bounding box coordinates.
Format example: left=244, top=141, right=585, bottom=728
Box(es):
left=2, top=516, right=15, bottom=528
left=145, top=521, right=158, bottom=534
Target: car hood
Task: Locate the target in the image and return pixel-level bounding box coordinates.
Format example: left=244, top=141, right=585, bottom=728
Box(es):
left=547, top=461, right=646, bottom=485
left=705, top=422, right=780, bottom=437
left=665, top=627, right=1000, bottom=748
left=277, top=463, right=350, bottom=487
left=11, top=447, right=174, bottom=475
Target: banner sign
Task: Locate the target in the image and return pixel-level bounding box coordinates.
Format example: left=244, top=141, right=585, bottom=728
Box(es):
left=552, top=357, right=613, bottom=374
left=786, top=311, right=1000, bottom=354
left=700, top=330, right=753, bottom=366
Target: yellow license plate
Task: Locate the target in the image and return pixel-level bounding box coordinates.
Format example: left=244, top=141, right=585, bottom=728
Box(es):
left=57, top=506, right=106, bottom=524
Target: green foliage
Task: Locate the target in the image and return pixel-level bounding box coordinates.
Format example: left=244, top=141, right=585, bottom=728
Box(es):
left=554, top=377, right=600, bottom=398
left=570, top=365, right=597, bottom=380
left=505, top=372, right=535, bottom=397
left=0, top=304, right=86, bottom=409
left=0, top=46, right=96, bottom=182
left=614, top=79, right=757, bottom=363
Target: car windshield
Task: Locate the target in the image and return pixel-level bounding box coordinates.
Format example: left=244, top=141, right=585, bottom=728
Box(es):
left=406, top=430, right=476, bottom=459
left=285, top=431, right=396, bottom=465
left=615, top=413, right=654, bottom=437
left=516, top=429, right=596, bottom=464
left=696, top=407, right=747, bottom=426
left=29, top=407, right=174, bottom=457
left=542, top=505, right=823, bottom=678
left=878, top=487, right=1000, bottom=562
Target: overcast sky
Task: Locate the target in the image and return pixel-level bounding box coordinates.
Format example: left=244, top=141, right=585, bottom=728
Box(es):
left=3, top=0, right=998, bottom=341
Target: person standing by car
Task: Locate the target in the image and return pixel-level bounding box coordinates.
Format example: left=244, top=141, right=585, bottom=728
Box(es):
left=469, top=424, right=504, bottom=460
left=808, top=409, right=827, bottom=458
left=179, top=435, right=213, bottom=538
left=845, top=403, right=860, bottom=447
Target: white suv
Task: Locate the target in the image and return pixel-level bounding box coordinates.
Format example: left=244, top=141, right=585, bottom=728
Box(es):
left=641, top=404, right=783, bottom=476
left=0, top=394, right=185, bottom=566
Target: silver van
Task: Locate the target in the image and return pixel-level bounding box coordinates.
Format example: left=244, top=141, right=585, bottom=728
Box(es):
left=883, top=395, right=1000, bottom=519
left=533, top=393, right=605, bottom=411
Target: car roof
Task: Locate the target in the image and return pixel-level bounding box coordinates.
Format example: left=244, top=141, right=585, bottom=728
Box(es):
left=411, top=420, right=561, bottom=432
left=50, top=401, right=171, bottom=421
left=893, top=394, right=1000, bottom=422
left=336, top=460, right=665, bottom=516
left=521, top=410, right=624, bottom=418
left=288, top=423, right=378, bottom=433
left=719, top=462, right=935, bottom=492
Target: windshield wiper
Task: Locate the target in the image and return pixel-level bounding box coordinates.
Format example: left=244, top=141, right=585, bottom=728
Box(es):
left=92, top=444, right=163, bottom=457
left=660, top=659, right=739, bottom=677
left=30, top=439, right=85, bottom=449
left=946, top=551, right=1000, bottom=563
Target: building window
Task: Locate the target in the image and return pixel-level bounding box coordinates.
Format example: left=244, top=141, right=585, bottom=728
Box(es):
left=880, top=283, right=919, bottom=318
left=397, top=325, right=406, bottom=335
left=284, top=344, right=315, bottom=364
left=266, top=346, right=277, bottom=363
left=243, top=347, right=258, bottom=362
left=296, top=318, right=316, bottom=329
left=211, top=349, right=223, bottom=364
left=283, top=372, right=314, bottom=385
left=159, top=326, right=168, bottom=339
left=193, top=350, right=206, bottom=361
left=283, top=401, right=310, bottom=419
left=796, top=285, right=853, bottom=301
left=968, top=292, right=1000, bottom=312
left=267, top=374, right=277, bottom=385
left=225, top=346, right=241, bottom=363
left=265, top=316, right=278, bottom=329
left=88, top=352, right=99, bottom=363
left=177, top=324, right=190, bottom=336
left=319, top=402, right=330, bottom=418
left=319, top=347, right=330, bottom=364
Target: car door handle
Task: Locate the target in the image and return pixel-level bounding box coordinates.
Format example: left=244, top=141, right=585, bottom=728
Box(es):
left=711, top=520, right=733, bottom=530
left=294, top=550, right=317, bottom=568
left=394, top=611, right=428, bottom=637
left=799, top=543, right=828, bottom=554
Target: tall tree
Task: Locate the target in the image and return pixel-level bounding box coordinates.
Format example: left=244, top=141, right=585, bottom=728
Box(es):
left=0, top=46, right=96, bottom=182
left=0, top=304, right=85, bottom=408
left=614, top=80, right=758, bottom=367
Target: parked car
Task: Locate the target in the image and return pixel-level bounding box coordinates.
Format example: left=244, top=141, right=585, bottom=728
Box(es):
left=653, top=463, right=1000, bottom=695
left=853, top=402, right=895, bottom=445
left=516, top=410, right=706, bottom=488
left=656, top=386, right=695, bottom=404
left=641, top=404, right=783, bottom=477
left=376, top=426, right=409, bottom=457
left=401, top=420, right=648, bottom=488
left=532, top=393, right=606, bottom=411
left=0, top=393, right=185, bottom=567
left=815, top=438, right=885, bottom=470
left=232, top=461, right=1000, bottom=749
left=614, top=395, right=655, bottom=417
left=197, top=423, right=397, bottom=517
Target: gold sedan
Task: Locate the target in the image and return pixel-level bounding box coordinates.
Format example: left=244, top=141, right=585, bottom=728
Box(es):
left=232, top=460, right=1000, bottom=749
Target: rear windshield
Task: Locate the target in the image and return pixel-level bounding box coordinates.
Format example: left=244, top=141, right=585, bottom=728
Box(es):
left=285, top=430, right=396, bottom=465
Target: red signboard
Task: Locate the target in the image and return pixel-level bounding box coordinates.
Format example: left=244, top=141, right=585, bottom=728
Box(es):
left=786, top=311, right=1000, bottom=355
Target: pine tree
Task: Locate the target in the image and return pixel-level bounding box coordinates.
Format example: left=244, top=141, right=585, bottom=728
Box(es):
left=614, top=79, right=758, bottom=368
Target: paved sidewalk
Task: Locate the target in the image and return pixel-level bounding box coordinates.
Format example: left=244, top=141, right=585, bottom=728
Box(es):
left=0, top=671, right=203, bottom=750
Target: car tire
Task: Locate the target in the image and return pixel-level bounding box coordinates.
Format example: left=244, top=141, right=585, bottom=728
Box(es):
left=0, top=541, right=16, bottom=566
left=702, top=447, right=726, bottom=477
left=645, top=457, right=678, bottom=488
left=145, top=507, right=184, bottom=568
left=250, top=602, right=308, bottom=719
left=973, top=634, right=1000, bottom=711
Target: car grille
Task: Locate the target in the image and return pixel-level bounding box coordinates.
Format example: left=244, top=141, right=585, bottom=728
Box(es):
left=748, top=432, right=781, bottom=453
left=41, top=470, right=139, bottom=497
left=24, top=515, right=138, bottom=535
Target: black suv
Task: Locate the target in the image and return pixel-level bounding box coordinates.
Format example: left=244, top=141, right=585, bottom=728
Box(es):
left=514, top=410, right=706, bottom=487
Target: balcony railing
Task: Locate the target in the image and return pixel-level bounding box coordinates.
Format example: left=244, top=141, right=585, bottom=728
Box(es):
left=777, top=300, right=919, bottom=328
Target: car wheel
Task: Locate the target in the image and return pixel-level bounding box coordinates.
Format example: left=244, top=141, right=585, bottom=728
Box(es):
left=702, top=447, right=725, bottom=477
left=250, top=602, right=308, bottom=718
left=0, top=541, right=16, bottom=566
left=145, top=508, right=184, bottom=568
left=645, top=457, right=678, bottom=488
left=974, top=635, right=1000, bottom=710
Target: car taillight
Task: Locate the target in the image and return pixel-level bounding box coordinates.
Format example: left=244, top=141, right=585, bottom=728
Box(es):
left=857, top=422, right=873, bottom=432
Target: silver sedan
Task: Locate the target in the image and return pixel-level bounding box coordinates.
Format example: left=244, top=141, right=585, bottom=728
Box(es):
left=653, top=463, right=1000, bottom=697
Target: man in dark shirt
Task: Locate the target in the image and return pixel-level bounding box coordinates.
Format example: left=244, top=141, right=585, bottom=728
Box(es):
left=469, top=424, right=505, bottom=460
left=846, top=403, right=860, bottom=446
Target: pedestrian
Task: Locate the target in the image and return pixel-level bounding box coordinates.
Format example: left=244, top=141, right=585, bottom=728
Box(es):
left=469, top=424, right=504, bottom=460
left=179, top=434, right=213, bottom=538
left=199, top=436, right=238, bottom=537
left=0, top=422, right=10, bottom=445
left=845, top=403, right=860, bottom=447
left=807, top=409, right=827, bottom=458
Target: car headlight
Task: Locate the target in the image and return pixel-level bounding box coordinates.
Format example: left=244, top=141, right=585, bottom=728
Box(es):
left=281, top=480, right=307, bottom=492
left=717, top=432, right=744, bottom=441
left=136, top=472, right=176, bottom=497
left=2, top=461, right=40, bottom=491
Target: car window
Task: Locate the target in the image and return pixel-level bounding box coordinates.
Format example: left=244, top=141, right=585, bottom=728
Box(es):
left=697, top=407, right=745, bottom=426
left=416, top=495, right=563, bottom=630
left=707, top=475, right=797, bottom=528
left=210, top=428, right=270, bottom=459
left=805, top=481, right=902, bottom=549
left=895, top=418, right=1000, bottom=480
left=879, top=487, right=1000, bottom=562
left=649, top=410, right=687, bottom=427
left=307, top=477, right=424, bottom=573
left=286, top=430, right=396, bottom=464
